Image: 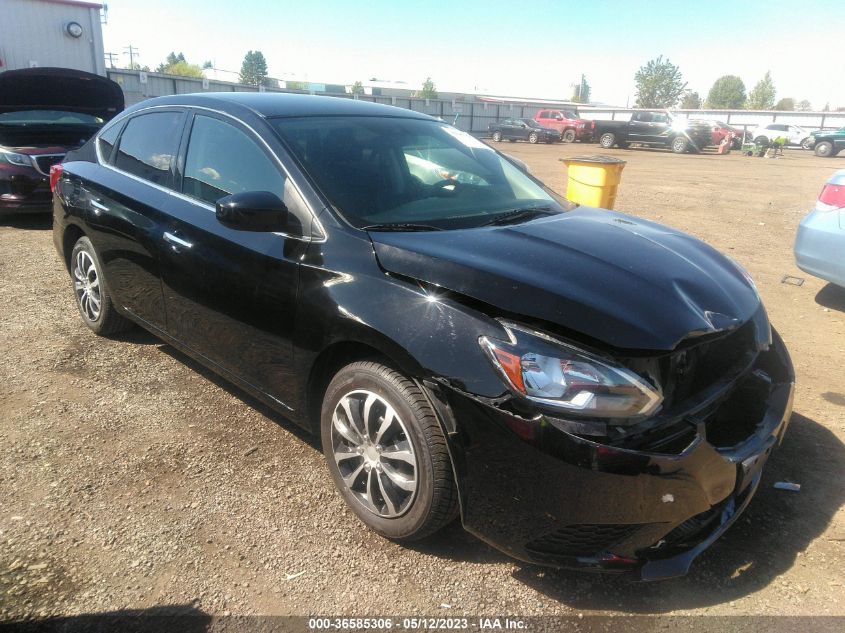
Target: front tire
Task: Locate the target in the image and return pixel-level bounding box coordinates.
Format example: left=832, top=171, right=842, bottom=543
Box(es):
left=599, top=132, right=616, bottom=149
left=815, top=141, right=834, bottom=157
left=70, top=236, right=133, bottom=336
left=562, top=129, right=576, bottom=143
left=321, top=361, right=458, bottom=541
left=528, top=132, right=539, bottom=144
left=492, top=131, right=502, bottom=142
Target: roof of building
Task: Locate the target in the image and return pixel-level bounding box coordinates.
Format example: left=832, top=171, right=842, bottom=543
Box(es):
left=36, top=0, right=104, bottom=9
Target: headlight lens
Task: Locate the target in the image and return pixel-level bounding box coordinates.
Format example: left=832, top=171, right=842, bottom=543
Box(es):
left=480, top=322, right=662, bottom=419
left=0, top=148, right=33, bottom=167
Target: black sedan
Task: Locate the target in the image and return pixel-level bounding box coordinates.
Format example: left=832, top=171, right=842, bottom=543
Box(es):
left=52, top=93, right=794, bottom=580
left=488, top=118, right=559, bottom=144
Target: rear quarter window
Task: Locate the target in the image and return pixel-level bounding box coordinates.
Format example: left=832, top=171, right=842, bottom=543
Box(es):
left=114, top=111, right=184, bottom=188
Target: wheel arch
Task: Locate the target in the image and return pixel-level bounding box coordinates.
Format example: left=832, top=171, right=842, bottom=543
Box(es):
left=61, top=223, right=86, bottom=271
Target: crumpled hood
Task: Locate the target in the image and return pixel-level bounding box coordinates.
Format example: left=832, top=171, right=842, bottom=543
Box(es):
left=370, top=208, right=762, bottom=351
left=0, top=67, right=124, bottom=120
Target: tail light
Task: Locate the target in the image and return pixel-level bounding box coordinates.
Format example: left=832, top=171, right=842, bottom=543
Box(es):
left=816, top=182, right=845, bottom=212
left=591, top=121, right=596, bottom=130
left=49, top=163, right=63, bottom=192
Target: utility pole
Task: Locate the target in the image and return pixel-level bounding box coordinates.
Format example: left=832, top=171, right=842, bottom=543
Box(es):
left=123, top=45, right=139, bottom=68
left=104, top=52, right=118, bottom=68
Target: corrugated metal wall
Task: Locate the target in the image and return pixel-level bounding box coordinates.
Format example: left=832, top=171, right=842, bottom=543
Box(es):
left=105, top=68, right=845, bottom=134
left=0, top=0, right=104, bottom=75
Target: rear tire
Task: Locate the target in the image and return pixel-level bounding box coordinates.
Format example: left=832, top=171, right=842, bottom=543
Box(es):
left=815, top=141, right=834, bottom=157
left=321, top=361, right=459, bottom=541
left=671, top=136, right=689, bottom=153
left=562, top=129, right=576, bottom=143
left=599, top=132, right=616, bottom=149
left=492, top=131, right=502, bottom=142
left=69, top=236, right=133, bottom=336
left=801, top=137, right=813, bottom=150
left=528, top=132, right=539, bottom=144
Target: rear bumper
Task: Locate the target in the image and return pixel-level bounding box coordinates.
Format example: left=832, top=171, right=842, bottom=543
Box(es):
left=795, top=209, right=845, bottom=287
left=431, top=331, right=794, bottom=580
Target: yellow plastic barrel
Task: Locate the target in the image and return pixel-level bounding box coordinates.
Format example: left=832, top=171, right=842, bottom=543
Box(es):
left=560, top=155, right=627, bottom=209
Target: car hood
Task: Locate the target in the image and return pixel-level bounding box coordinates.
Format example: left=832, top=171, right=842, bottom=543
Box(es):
left=0, top=67, right=124, bottom=120
left=369, top=208, right=762, bottom=351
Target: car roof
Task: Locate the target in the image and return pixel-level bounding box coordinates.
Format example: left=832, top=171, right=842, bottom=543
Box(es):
left=122, top=92, right=435, bottom=121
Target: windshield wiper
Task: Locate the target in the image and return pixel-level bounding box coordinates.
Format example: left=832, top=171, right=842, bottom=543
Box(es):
left=362, top=223, right=444, bottom=232
left=479, top=206, right=556, bottom=227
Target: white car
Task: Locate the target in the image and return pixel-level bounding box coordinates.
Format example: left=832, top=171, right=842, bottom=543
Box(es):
left=750, top=123, right=812, bottom=148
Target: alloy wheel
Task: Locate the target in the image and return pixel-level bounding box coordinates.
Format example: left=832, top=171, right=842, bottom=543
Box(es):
left=331, top=389, right=418, bottom=518
left=73, top=250, right=101, bottom=322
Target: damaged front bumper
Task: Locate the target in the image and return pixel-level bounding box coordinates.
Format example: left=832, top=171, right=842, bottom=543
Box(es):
left=426, top=330, right=794, bottom=581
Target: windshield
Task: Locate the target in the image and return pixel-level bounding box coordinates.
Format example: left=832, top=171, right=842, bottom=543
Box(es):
left=522, top=119, right=542, bottom=128
left=0, top=110, right=103, bottom=125
left=271, top=116, right=569, bottom=230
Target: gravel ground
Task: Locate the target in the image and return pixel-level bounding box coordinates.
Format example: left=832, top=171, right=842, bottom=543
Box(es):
left=1, top=143, right=844, bottom=623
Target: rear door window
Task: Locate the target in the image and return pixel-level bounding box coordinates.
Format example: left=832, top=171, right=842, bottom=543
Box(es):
left=114, top=111, right=184, bottom=188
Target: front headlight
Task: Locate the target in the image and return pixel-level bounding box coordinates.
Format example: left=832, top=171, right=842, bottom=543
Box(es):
left=480, top=322, right=662, bottom=419
left=0, top=148, right=33, bottom=167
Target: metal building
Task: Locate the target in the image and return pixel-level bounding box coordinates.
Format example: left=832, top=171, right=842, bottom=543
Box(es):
left=0, top=0, right=106, bottom=75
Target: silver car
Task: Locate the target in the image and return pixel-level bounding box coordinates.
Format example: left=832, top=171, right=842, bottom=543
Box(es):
left=795, top=170, right=845, bottom=287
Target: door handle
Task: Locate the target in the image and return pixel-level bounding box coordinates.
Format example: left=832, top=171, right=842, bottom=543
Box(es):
left=163, top=231, right=193, bottom=250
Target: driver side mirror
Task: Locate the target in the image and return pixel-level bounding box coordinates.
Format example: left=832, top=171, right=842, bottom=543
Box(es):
left=216, top=191, right=289, bottom=232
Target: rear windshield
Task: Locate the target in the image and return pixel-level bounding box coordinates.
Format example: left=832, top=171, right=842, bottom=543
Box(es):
left=271, top=116, right=568, bottom=230
left=0, top=110, right=103, bottom=125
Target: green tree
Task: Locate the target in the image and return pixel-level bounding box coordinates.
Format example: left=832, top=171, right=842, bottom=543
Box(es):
left=165, top=61, right=205, bottom=78
left=202, top=60, right=213, bottom=70
left=796, top=99, right=812, bottom=112
left=286, top=80, right=306, bottom=91
left=350, top=80, right=364, bottom=95
left=240, top=50, right=269, bottom=87
left=571, top=74, right=591, bottom=104
left=156, top=52, right=185, bottom=73
left=420, top=77, right=438, bottom=99
left=705, top=75, right=746, bottom=109
left=774, top=97, right=795, bottom=111
left=634, top=56, right=687, bottom=108
left=747, top=71, right=776, bottom=110
left=681, top=90, right=702, bottom=109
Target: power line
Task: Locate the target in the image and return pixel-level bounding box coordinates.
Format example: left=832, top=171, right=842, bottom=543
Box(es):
left=122, top=45, right=139, bottom=68
left=104, top=52, right=118, bottom=68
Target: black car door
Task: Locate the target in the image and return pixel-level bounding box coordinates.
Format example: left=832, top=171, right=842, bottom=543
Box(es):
left=628, top=112, right=652, bottom=142
left=500, top=119, right=515, bottom=139
left=156, top=111, right=314, bottom=407
left=82, top=109, right=187, bottom=330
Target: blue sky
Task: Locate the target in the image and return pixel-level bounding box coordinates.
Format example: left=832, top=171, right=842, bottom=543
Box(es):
left=103, top=0, right=843, bottom=108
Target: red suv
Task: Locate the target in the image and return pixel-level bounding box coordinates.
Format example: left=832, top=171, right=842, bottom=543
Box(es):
left=533, top=109, right=594, bottom=143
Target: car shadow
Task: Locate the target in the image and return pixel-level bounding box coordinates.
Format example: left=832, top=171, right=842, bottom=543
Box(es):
left=155, top=342, right=320, bottom=451
left=508, top=412, right=845, bottom=612
left=0, top=213, right=52, bottom=230
left=815, top=283, right=845, bottom=313
left=1, top=604, right=211, bottom=632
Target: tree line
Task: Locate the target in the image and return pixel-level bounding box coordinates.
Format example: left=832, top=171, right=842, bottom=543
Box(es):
left=634, top=56, right=823, bottom=111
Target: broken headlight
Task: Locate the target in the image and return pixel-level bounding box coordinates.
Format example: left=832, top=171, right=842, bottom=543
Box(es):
left=480, top=321, right=662, bottom=419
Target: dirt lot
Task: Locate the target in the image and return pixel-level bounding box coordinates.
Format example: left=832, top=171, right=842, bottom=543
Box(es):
left=1, top=143, right=844, bottom=623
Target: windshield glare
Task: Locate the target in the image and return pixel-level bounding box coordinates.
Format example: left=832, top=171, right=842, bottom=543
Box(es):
left=272, top=116, right=568, bottom=230
left=0, top=110, right=103, bottom=125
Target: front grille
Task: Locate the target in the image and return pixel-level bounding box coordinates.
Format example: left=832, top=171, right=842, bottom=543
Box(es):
left=33, top=154, right=64, bottom=176
left=525, top=524, right=640, bottom=560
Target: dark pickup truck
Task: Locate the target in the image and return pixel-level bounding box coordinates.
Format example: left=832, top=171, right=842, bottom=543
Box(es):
left=594, top=111, right=712, bottom=153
